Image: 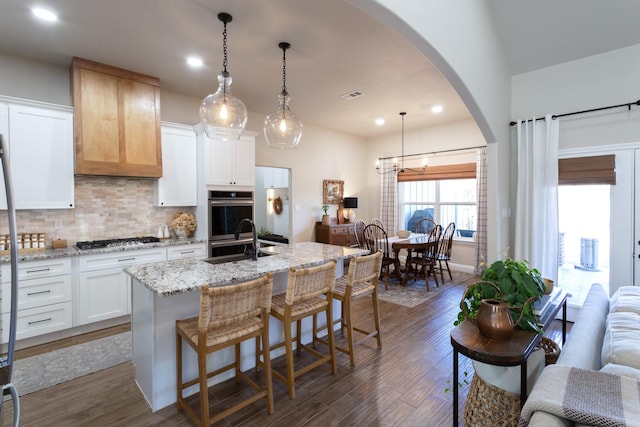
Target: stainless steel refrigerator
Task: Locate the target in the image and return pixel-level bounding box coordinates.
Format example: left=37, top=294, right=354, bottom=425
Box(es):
left=0, top=133, right=21, bottom=426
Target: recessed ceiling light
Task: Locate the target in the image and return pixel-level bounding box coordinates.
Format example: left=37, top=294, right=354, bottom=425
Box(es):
left=375, top=118, right=385, bottom=126
left=31, top=7, right=58, bottom=22
left=187, top=57, right=203, bottom=67
left=431, top=105, right=443, bottom=113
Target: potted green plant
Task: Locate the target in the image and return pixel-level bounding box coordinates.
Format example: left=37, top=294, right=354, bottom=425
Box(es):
left=321, top=204, right=331, bottom=225
left=455, top=258, right=547, bottom=332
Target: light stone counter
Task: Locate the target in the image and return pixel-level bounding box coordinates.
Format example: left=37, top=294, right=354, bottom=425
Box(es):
left=127, top=241, right=368, bottom=412
left=0, top=237, right=206, bottom=264
left=125, top=241, right=367, bottom=296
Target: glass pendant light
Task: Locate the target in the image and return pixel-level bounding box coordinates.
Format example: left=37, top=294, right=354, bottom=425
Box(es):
left=264, top=42, right=303, bottom=149
left=200, top=12, right=247, bottom=141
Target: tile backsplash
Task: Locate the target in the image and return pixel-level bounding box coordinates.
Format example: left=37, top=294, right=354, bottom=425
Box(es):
left=0, top=176, right=195, bottom=247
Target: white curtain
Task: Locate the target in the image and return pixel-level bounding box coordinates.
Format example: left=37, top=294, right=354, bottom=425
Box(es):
left=475, top=147, right=488, bottom=275
left=379, top=158, right=398, bottom=235
left=514, top=115, right=559, bottom=282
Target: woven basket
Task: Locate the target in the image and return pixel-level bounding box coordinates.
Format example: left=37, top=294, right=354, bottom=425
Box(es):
left=463, top=374, right=521, bottom=427
left=536, top=336, right=561, bottom=365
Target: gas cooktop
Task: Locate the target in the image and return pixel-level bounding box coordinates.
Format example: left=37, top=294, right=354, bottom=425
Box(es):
left=75, top=236, right=160, bottom=250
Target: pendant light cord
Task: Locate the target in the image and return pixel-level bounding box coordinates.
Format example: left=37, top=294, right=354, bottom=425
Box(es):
left=281, top=46, right=288, bottom=96
left=400, top=112, right=406, bottom=171
left=222, top=21, right=228, bottom=75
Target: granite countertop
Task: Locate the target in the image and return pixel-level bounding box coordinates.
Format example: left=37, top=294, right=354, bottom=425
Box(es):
left=0, top=238, right=206, bottom=264
left=125, top=242, right=369, bottom=296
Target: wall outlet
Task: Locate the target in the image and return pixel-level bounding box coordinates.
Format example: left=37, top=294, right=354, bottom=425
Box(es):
left=501, top=207, right=511, bottom=218
left=54, top=219, right=63, bottom=229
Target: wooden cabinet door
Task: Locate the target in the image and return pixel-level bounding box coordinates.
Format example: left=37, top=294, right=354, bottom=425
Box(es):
left=72, top=57, right=162, bottom=178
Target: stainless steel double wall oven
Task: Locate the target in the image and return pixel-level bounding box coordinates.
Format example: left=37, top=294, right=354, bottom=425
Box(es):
left=207, top=190, right=254, bottom=261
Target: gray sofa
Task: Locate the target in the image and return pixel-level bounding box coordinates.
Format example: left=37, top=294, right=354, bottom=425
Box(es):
left=524, top=283, right=640, bottom=426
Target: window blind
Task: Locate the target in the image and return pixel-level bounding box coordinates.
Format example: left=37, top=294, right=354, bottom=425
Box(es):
left=558, top=155, right=615, bottom=185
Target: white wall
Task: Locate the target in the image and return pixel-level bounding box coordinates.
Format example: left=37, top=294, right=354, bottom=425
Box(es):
left=512, top=43, right=640, bottom=149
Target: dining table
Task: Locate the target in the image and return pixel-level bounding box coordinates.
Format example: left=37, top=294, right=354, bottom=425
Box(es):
left=389, top=233, right=439, bottom=287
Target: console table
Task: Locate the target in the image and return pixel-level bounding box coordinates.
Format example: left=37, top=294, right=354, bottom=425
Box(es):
left=450, top=289, right=567, bottom=426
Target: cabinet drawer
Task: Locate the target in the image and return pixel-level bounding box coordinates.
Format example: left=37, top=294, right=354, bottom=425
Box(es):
left=1, top=274, right=72, bottom=313
left=1, top=257, right=72, bottom=282
left=79, top=247, right=166, bottom=272
left=166, top=244, right=207, bottom=260
left=331, top=227, right=352, bottom=235
left=1, top=302, right=72, bottom=343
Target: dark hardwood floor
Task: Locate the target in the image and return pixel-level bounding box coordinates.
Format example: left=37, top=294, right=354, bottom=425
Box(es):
left=0, top=276, right=569, bottom=426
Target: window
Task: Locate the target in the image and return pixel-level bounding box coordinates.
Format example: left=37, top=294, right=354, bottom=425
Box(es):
left=399, top=178, right=477, bottom=237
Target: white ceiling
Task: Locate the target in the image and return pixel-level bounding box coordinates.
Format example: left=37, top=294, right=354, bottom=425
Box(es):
left=1, top=0, right=639, bottom=138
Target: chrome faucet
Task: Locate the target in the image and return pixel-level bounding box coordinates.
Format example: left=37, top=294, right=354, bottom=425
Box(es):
left=235, top=218, right=259, bottom=260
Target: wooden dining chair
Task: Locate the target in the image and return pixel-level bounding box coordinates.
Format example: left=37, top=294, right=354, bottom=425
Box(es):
left=370, top=217, right=385, bottom=230
left=313, top=250, right=383, bottom=366
left=175, top=273, right=274, bottom=426
left=353, top=219, right=367, bottom=248
left=414, top=217, right=436, bottom=235
left=410, top=224, right=442, bottom=291
left=362, top=223, right=396, bottom=290
left=261, top=260, right=337, bottom=399
left=435, top=222, right=456, bottom=282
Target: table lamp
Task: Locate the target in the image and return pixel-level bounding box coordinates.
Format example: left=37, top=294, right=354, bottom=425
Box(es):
left=343, top=197, right=358, bottom=223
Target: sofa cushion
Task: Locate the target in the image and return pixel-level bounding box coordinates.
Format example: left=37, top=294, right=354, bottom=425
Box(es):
left=600, top=362, right=640, bottom=381
left=601, top=311, right=640, bottom=370
left=609, top=286, right=640, bottom=316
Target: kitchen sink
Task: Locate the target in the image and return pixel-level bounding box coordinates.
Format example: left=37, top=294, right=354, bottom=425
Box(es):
left=205, top=252, right=272, bottom=265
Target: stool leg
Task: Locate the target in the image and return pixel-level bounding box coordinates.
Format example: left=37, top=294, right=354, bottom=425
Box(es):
left=296, top=319, right=302, bottom=355
left=284, top=313, right=296, bottom=399
left=235, top=343, right=241, bottom=383
left=326, top=302, right=337, bottom=374
left=175, top=332, right=183, bottom=410
left=372, top=291, right=382, bottom=347
left=343, top=294, right=355, bottom=366
left=198, top=343, right=210, bottom=426
left=262, top=317, right=274, bottom=414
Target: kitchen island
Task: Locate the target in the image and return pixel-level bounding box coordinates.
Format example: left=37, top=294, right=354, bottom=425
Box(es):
left=125, top=242, right=367, bottom=412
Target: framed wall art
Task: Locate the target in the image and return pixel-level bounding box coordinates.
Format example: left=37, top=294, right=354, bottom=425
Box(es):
left=323, top=179, right=344, bottom=204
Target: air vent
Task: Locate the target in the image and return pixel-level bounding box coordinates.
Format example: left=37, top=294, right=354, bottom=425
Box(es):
left=341, top=90, right=365, bottom=100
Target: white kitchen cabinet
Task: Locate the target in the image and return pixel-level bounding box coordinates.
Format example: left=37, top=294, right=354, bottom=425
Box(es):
left=153, top=123, right=197, bottom=207
left=166, top=243, right=207, bottom=260
left=263, top=167, right=289, bottom=188
left=0, top=97, right=74, bottom=210
left=76, top=248, right=165, bottom=325
left=0, top=258, right=73, bottom=343
left=200, top=130, right=256, bottom=189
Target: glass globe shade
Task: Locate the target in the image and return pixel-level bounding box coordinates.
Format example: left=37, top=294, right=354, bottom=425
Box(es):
left=200, top=73, right=247, bottom=140
left=264, top=93, right=303, bottom=149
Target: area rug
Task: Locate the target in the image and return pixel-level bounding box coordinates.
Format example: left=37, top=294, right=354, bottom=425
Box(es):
left=11, top=331, right=131, bottom=396
left=377, top=271, right=474, bottom=308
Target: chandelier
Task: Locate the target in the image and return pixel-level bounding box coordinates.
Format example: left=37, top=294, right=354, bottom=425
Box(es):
left=376, top=112, right=427, bottom=175
left=264, top=42, right=303, bottom=149
left=199, top=12, right=248, bottom=141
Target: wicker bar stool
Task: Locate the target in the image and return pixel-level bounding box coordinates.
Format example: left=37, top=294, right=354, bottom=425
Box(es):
left=313, top=250, right=383, bottom=366
left=175, top=273, right=274, bottom=426
left=260, top=260, right=337, bottom=399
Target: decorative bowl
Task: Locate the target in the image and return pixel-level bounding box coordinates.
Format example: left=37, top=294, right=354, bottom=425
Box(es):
left=397, top=230, right=410, bottom=238
left=543, top=278, right=554, bottom=295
